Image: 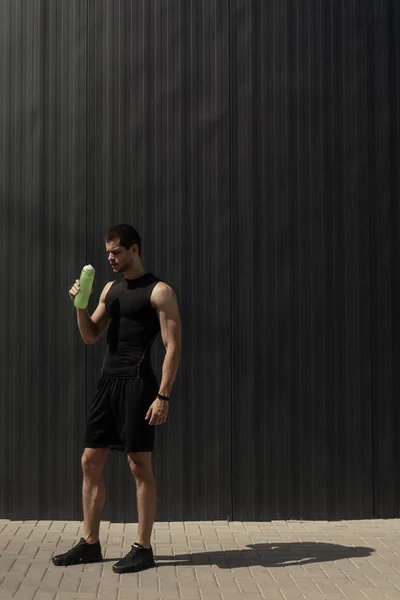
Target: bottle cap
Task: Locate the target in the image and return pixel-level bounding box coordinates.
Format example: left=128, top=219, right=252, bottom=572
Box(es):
left=83, top=264, right=95, bottom=271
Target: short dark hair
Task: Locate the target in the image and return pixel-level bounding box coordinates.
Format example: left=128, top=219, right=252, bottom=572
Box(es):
left=105, top=224, right=141, bottom=254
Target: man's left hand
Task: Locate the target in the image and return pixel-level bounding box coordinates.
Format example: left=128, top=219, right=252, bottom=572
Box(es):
left=145, top=398, right=169, bottom=426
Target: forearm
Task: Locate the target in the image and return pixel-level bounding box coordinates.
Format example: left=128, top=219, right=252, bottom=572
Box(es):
left=76, top=308, right=99, bottom=344
left=158, top=346, right=181, bottom=397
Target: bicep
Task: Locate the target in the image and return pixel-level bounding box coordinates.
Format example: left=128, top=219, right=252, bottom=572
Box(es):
left=90, top=302, right=109, bottom=337
left=90, top=283, right=112, bottom=338
left=157, top=293, right=182, bottom=350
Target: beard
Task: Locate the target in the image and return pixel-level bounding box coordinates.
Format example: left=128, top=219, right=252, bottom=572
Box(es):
left=113, top=264, right=129, bottom=273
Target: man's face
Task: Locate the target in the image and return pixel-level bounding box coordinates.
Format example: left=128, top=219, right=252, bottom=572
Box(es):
left=106, top=239, right=137, bottom=273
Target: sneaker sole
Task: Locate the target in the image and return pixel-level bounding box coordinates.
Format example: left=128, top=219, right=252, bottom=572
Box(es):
left=112, top=560, right=156, bottom=574
left=52, top=555, right=103, bottom=567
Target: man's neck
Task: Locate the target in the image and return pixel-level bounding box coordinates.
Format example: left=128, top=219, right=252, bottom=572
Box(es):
left=123, top=266, right=149, bottom=280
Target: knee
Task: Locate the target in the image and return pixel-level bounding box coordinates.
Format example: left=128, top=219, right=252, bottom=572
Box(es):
left=81, top=449, right=107, bottom=478
left=127, top=454, right=153, bottom=481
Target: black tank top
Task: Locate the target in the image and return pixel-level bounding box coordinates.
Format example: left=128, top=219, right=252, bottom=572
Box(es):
left=101, top=272, right=162, bottom=379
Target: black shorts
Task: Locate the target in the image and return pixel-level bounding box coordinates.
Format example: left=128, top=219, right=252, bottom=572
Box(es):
left=84, top=374, right=158, bottom=453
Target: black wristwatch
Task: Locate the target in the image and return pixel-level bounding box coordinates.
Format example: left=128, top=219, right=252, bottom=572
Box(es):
left=157, top=393, right=170, bottom=401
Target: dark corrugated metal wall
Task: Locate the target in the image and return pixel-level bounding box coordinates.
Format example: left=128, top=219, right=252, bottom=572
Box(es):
left=368, top=0, right=400, bottom=517
left=230, top=0, right=374, bottom=521
left=1, top=0, right=399, bottom=521
left=0, top=0, right=88, bottom=520
left=85, top=0, right=232, bottom=522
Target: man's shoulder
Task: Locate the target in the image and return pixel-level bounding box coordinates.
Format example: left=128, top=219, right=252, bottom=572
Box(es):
left=150, top=281, right=176, bottom=307
left=101, top=280, right=118, bottom=301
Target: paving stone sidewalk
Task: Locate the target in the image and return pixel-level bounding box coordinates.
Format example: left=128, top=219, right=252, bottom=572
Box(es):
left=1, top=519, right=400, bottom=600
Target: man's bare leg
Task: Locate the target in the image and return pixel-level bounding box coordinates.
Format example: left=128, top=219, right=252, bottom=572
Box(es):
left=127, top=452, right=156, bottom=548
left=82, top=447, right=110, bottom=544
left=51, top=447, right=109, bottom=566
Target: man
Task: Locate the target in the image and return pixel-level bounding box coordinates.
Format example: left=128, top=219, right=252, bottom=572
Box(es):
left=52, top=224, right=182, bottom=573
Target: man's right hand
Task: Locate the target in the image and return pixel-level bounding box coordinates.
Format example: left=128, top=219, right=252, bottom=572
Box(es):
left=69, top=279, right=81, bottom=303
left=69, top=279, right=93, bottom=304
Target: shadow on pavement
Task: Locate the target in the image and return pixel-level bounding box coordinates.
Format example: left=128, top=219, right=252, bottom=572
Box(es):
left=153, top=542, right=375, bottom=568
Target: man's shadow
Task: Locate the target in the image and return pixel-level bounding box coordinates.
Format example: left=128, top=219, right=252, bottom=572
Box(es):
left=150, top=542, right=374, bottom=568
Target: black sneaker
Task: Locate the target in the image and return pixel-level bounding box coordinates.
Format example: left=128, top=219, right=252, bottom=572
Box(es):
left=112, top=542, right=156, bottom=574
left=52, top=537, right=103, bottom=566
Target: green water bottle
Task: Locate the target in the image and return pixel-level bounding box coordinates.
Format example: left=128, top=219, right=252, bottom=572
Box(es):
left=74, top=264, right=95, bottom=309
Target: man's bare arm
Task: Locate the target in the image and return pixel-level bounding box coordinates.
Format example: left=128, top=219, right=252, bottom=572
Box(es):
left=69, top=280, right=113, bottom=345
left=145, top=283, right=181, bottom=426
left=151, top=282, right=182, bottom=398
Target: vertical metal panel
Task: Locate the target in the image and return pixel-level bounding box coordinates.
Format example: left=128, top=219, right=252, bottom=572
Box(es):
left=86, top=0, right=232, bottom=522
left=85, top=0, right=136, bottom=525
left=230, top=0, right=372, bottom=520
left=369, top=0, right=400, bottom=517
left=0, top=0, right=87, bottom=519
